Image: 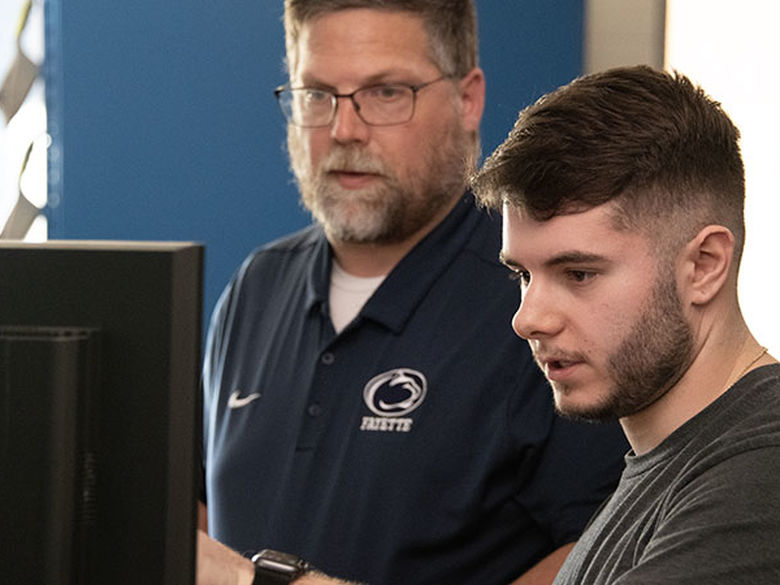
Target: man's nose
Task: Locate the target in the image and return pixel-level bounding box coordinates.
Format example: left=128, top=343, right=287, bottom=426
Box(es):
left=330, top=96, right=370, bottom=143
left=511, top=281, right=563, bottom=341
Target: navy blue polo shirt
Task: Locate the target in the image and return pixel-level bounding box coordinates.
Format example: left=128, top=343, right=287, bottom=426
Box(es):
left=203, top=194, right=627, bottom=585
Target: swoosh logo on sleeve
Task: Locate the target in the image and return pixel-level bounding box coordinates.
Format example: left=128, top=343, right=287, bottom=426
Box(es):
left=228, top=389, right=262, bottom=409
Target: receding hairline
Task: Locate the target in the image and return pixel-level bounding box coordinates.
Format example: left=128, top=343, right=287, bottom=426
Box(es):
left=283, top=2, right=478, bottom=78
left=284, top=8, right=443, bottom=78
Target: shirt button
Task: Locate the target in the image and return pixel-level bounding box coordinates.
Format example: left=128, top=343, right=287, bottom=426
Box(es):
left=321, top=352, right=335, bottom=365
left=307, top=404, right=322, bottom=417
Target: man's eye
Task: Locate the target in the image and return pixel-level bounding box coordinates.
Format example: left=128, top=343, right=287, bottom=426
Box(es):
left=367, top=85, right=405, bottom=101
left=303, top=90, right=330, bottom=104
left=509, top=270, right=531, bottom=287
left=567, top=270, right=595, bottom=283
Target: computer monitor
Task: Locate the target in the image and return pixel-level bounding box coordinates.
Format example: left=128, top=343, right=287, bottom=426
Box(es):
left=0, top=240, right=203, bottom=585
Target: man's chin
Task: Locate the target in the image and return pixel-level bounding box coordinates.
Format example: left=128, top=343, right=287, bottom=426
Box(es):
left=552, top=384, right=619, bottom=422
left=317, top=208, right=390, bottom=244
left=304, top=183, right=384, bottom=213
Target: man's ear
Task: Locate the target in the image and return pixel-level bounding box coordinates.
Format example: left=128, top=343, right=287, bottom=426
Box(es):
left=682, top=225, right=736, bottom=306
left=458, top=67, right=485, bottom=132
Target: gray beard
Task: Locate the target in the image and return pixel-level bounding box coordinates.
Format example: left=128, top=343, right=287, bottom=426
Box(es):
left=287, top=124, right=473, bottom=245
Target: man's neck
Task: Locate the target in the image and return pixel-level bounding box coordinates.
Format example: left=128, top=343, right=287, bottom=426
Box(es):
left=620, top=318, right=776, bottom=456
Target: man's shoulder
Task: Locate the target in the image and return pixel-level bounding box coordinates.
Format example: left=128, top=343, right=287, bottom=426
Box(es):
left=240, top=223, right=325, bottom=271
left=221, top=223, right=326, bottom=301
left=714, top=363, right=780, bottom=437
left=653, top=364, right=780, bottom=495
left=253, top=223, right=324, bottom=257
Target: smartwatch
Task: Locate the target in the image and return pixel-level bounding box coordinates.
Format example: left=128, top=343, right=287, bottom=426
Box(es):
left=251, top=549, right=310, bottom=585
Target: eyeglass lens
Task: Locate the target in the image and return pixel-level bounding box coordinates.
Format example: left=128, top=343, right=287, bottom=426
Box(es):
left=279, top=85, right=416, bottom=127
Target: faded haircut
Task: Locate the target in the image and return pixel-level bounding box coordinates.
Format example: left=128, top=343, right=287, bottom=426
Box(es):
left=283, top=0, right=478, bottom=78
left=471, top=66, right=746, bottom=262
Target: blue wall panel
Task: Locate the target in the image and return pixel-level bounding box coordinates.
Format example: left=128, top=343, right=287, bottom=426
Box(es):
left=479, top=1, right=584, bottom=154
left=45, top=1, right=583, bottom=327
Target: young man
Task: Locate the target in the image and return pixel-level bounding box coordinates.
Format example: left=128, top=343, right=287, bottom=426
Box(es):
left=470, top=65, right=780, bottom=583
left=199, top=2, right=627, bottom=585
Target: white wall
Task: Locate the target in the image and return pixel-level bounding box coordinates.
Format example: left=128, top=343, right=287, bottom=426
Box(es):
left=666, top=0, right=780, bottom=357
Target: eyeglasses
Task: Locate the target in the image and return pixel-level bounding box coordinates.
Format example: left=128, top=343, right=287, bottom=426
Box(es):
left=274, top=76, right=452, bottom=128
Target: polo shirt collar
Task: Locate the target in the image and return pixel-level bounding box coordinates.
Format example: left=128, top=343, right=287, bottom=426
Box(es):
left=303, top=193, right=482, bottom=332
left=362, top=193, right=480, bottom=333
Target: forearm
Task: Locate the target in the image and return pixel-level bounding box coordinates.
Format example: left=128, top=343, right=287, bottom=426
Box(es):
left=196, top=531, right=362, bottom=585
left=197, top=530, right=253, bottom=585
left=298, top=573, right=362, bottom=585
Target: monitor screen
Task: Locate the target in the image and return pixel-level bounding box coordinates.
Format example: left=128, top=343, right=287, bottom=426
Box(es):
left=0, top=240, right=203, bottom=585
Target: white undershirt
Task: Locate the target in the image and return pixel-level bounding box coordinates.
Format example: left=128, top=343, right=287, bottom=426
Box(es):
left=329, top=260, right=386, bottom=333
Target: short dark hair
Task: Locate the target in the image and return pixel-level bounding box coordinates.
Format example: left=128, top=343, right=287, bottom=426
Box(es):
left=283, top=0, right=478, bottom=77
left=471, top=66, right=746, bottom=260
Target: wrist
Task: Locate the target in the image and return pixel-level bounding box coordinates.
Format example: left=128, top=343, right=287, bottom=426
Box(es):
left=237, top=555, right=256, bottom=585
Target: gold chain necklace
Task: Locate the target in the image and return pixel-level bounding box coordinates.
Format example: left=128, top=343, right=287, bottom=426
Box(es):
left=734, top=345, right=768, bottom=383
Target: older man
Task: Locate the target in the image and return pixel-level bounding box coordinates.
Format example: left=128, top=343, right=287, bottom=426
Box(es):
left=199, top=3, right=626, bottom=585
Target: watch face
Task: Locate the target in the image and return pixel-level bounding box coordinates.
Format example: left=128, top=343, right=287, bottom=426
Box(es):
left=253, top=549, right=307, bottom=578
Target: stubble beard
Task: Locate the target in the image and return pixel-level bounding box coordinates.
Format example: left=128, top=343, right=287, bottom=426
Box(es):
left=287, top=122, right=474, bottom=245
left=553, top=269, right=696, bottom=422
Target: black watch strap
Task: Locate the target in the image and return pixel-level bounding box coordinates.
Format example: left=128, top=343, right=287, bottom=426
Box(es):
left=251, top=549, right=310, bottom=585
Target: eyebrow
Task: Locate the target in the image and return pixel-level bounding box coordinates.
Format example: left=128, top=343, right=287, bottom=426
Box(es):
left=499, top=250, right=610, bottom=270
left=298, top=71, right=418, bottom=90
left=545, top=251, right=610, bottom=267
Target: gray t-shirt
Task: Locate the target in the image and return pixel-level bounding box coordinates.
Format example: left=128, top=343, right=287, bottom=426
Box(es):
left=554, top=364, right=780, bottom=584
